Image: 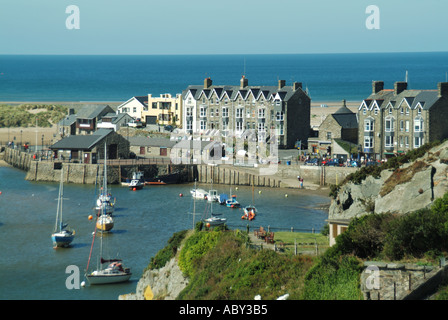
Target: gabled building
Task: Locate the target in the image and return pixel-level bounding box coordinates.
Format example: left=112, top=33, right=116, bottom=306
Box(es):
left=358, top=81, right=448, bottom=160
left=116, top=96, right=148, bottom=120
left=181, top=77, right=310, bottom=148
left=308, top=100, right=358, bottom=158
left=75, top=105, right=115, bottom=135
left=97, top=112, right=134, bottom=131
left=50, top=129, right=129, bottom=164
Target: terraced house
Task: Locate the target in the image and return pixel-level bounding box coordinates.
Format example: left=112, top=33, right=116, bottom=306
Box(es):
left=181, top=77, right=310, bottom=148
left=358, top=81, right=448, bottom=160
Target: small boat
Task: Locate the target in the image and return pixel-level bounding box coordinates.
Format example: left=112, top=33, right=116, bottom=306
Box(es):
left=146, top=172, right=180, bottom=185
left=207, top=189, right=219, bottom=202
left=204, top=214, right=227, bottom=227
left=95, top=191, right=115, bottom=215
left=86, top=259, right=132, bottom=285
left=226, top=195, right=241, bottom=208
left=96, top=214, right=114, bottom=232
left=85, top=227, right=131, bottom=285
left=190, top=188, right=208, bottom=200
left=129, top=171, right=145, bottom=190
left=51, top=168, right=75, bottom=248
left=242, top=205, right=256, bottom=221
left=95, top=143, right=115, bottom=214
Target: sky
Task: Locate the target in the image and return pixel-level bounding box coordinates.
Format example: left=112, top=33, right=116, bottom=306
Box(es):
left=0, top=0, right=447, bottom=55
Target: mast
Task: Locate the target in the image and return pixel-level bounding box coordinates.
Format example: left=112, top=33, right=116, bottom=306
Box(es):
left=192, top=180, right=196, bottom=230
left=54, top=168, right=64, bottom=233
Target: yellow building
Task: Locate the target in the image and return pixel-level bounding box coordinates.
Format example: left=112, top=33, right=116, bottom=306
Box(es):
left=141, top=93, right=182, bottom=127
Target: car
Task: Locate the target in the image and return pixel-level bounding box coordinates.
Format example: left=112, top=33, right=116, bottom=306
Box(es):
left=366, top=160, right=380, bottom=167
left=326, top=158, right=344, bottom=166
left=305, top=158, right=319, bottom=166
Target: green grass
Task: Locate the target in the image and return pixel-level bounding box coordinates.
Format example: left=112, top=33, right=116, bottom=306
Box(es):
left=273, top=231, right=329, bottom=254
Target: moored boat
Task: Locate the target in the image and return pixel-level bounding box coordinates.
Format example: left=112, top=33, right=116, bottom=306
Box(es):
left=96, top=214, right=114, bottom=232
left=226, top=195, right=241, bottom=208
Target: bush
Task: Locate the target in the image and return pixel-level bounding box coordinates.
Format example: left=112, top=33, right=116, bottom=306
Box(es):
left=147, top=230, right=188, bottom=271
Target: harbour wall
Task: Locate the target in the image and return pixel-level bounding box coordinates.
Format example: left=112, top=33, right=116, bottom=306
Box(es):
left=3, top=148, right=357, bottom=187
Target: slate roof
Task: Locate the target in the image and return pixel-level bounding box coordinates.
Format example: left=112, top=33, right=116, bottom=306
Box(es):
left=76, top=105, right=115, bottom=119
left=182, top=81, right=304, bottom=102
left=50, top=129, right=113, bottom=150
left=363, top=88, right=440, bottom=111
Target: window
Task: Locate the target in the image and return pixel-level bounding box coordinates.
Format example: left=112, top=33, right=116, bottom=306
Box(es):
left=236, top=121, right=243, bottom=132
left=276, top=112, right=284, bottom=121
left=385, top=135, right=394, bottom=147
left=405, top=136, right=409, bottom=148
left=414, top=117, right=423, bottom=132
left=389, top=107, right=393, bottom=114
left=200, top=107, right=207, bottom=117
left=186, top=107, right=192, bottom=117
left=385, top=117, right=394, bottom=132
left=258, top=122, right=265, bottom=132
left=406, top=107, right=410, bottom=115
left=152, top=103, right=157, bottom=109
left=400, top=120, right=404, bottom=132
left=236, top=108, right=243, bottom=118
left=186, top=121, right=192, bottom=131
left=399, top=136, right=403, bottom=147
left=364, top=119, right=374, bottom=132
left=417, top=107, right=422, bottom=114
left=222, top=107, right=228, bottom=117
left=414, top=136, right=423, bottom=148
left=258, top=108, right=265, bottom=119
left=374, top=107, right=379, bottom=115
left=277, top=123, right=284, bottom=136
left=405, top=120, right=410, bottom=132
left=200, top=120, right=206, bottom=130
left=210, top=108, right=214, bottom=117
left=326, top=132, right=332, bottom=140
left=364, top=136, right=373, bottom=149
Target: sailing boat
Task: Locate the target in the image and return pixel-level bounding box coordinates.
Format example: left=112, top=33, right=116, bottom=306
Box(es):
left=51, top=168, right=75, bottom=248
left=85, top=217, right=131, bottom=285
left=96, top=213, right=114, bottom=232
left=203, top=181, right=227, bottom=227
left=242, top=180, right=257, bottom=221
left=95, top=143, right=115, bottom=215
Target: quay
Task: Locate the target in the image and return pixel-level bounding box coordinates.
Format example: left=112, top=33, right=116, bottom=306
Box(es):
left=1, top=148, right=357, bottom=188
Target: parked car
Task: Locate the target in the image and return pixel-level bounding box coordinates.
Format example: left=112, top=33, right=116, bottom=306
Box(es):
left=305, top=158, right=319, bottom=166
left=326, top=158, right=344, bottom=167
left=348, top=160, right=361, bottom=167
left=366, top=160, right=380, bottom=167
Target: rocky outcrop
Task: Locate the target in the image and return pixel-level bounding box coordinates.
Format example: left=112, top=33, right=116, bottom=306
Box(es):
left=119, top=257, right=188, bottom=300
left=329, top=142, right=448, bottom=220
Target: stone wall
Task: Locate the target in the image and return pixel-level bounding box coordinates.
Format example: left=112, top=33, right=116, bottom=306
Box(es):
left=361, top=260, right=448, bottom=300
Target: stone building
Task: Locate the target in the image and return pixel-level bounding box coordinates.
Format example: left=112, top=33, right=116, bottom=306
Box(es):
left=50, top=128, right=130, bottom=164
left=308, top=100, right=358, bottom=159
left=181, top=77, right=310, bottom=148
left=358, top=81, right=448, bottom=160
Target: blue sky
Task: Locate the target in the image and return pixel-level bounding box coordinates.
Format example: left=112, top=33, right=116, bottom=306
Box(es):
left=1, top=0, right=447, bottom=55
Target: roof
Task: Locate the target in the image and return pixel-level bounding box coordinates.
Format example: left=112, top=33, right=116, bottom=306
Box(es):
left=332, top=113, right=358, bottom=129
left=50, top=129, right=113, bottom=150
left=182, top=80, right=307, bottom=102
left=362, top=86, right=441, bottom=111
left=76, top=105, right=115, bottom=119
left=57, top=114, right=77, bottom=126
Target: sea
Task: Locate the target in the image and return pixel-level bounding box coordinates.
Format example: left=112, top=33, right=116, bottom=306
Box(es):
left=1, top=52, right=447, bottom=301
left=1, top=52, right=448, bottom=102
left=0, top=166, right=329, bottom=300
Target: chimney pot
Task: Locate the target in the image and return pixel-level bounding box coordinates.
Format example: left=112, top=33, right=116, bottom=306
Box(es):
left=394, top=81, right=407, bottom=95
left=293, top=82, right=302, bottom=91
left=438, top=82, right=448, bottom=97
left=372, top=81, right=384, bottom=94
left=240, top=75, right=248, bottom=88
left=204, top=77, right=212, bottom=89
left=278, top=79, right=286, bottom=89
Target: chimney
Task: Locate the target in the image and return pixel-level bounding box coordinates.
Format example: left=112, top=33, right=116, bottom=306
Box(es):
left=240, top=75, right=248, bottom=88
left=394, top=81, right=407, bottom=95
left=372, top=81, right=384, bottom=94
left=438, top=82, right=448, bottom=97
left=204, top=77, right=212, bottom=88
left=293, top=82, right=302, bottom=91
left=278, top=79, right=286, bottom=90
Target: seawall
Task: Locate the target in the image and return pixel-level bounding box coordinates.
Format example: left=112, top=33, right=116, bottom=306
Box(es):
left=3, top=148, right=357, bottom=188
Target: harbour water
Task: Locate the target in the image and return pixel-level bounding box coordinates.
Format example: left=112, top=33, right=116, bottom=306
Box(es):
left=0, top=166, right=329, bottom=300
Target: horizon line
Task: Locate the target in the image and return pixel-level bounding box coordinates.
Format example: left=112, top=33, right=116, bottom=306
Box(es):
left=1, top=50, right=448, bottom=57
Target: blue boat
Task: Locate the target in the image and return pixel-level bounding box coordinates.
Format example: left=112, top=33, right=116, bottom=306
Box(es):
left=226, top=195, right=241, bottom=208
left=218, top=194, right=228, bottom=205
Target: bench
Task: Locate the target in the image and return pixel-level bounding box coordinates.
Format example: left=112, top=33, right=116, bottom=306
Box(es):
left=265, top=232, right=274, bottom=244
left=254, top=226, right=266, bottom=239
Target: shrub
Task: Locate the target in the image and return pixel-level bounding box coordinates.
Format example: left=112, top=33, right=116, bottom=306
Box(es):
left=147, top=229, right=188, bottom=271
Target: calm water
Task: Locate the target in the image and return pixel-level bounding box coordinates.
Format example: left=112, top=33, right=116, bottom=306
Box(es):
left=1, top=52, right=448, bottom=102
left=0, top=166, right=329, bottom=300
